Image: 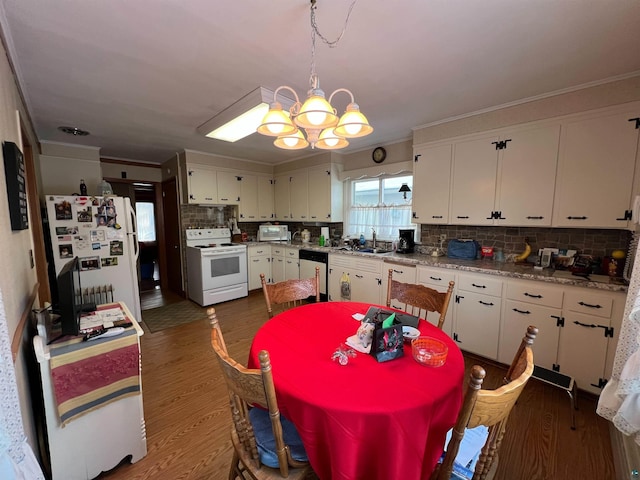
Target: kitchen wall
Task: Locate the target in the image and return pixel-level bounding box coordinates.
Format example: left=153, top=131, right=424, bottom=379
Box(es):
left=0, top=32, right=42, bottom=468
left=39, top=141, right=102, bottom=197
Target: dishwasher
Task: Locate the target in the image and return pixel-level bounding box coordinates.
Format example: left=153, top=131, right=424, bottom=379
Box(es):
left=299, top=249, right=328, bottom=301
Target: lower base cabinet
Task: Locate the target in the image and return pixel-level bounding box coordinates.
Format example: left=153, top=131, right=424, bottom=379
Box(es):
left=328, top=254, right=382, bottom=304
left=248, top=245, right=271, bottom=290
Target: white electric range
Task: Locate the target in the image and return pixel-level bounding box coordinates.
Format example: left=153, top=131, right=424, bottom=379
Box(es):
left=185, top=228, right=248, bottom=306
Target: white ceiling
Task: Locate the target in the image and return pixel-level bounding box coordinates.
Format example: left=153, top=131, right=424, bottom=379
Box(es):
left=1, top=0, right=640, bottom=165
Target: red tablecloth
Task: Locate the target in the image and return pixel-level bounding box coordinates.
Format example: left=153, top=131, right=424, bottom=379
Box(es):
left=248, top=301, right=464, bottom=480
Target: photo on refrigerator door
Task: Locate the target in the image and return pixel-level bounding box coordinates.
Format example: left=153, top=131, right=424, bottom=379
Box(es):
left=101, top=257, right=118, bottom=267
left=54, top=201, right=72, bottom=220
left=80, top=256, right=101, bottom=271
left=59, top=244, right=73, bottom=258
left=110, top=240, right=123, bottom=256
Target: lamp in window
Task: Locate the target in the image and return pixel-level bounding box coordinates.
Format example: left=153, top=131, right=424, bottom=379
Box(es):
left=257, top=0, right=372, bottom=150
left=399, top=183, right=411, bottom=200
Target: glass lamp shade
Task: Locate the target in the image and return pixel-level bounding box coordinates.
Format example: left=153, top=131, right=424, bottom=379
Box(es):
left=274, top=130, right=309, bottom=150
left=334, top=103, right=373, bottom=138
left=295, top=92, right=339, bottom=130
left=315, top=127, right=349, bottom=150
left=257, top=102, right=297, bottom=137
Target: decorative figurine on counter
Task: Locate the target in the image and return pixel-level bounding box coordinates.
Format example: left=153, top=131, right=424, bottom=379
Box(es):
left=331, top=343, right=357, bottom=366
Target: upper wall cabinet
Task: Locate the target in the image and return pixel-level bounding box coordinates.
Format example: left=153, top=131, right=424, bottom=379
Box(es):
left=494, top=124, right=560, bottom=226
left=412, top=144, right=452, bottom=225
left=185, top=164, right=217, bottom=204
left=448, top=124, right=560, bottom=226
left=216, top=171, right=241, bottom=205
left=274, top=164, right=343, bottom=222
left=307, top=164, right=344, bottom=222
left=239, top=174, right=274, bottom=221
left=449, top=133, right=500, bottom=225
left=552, top=106, right=640, bottom=228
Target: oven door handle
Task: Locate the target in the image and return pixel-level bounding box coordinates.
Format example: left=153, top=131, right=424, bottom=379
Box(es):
left=201, top=248, right=246, bottom=257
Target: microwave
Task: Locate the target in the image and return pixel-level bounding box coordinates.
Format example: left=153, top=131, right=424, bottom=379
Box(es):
left=258, top=225, right=289, bottom=242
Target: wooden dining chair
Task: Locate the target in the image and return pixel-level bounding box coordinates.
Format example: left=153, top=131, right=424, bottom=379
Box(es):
left=260, top=266, right=320, bottom=318
left=386, top=269, right=455, bottom=330
left=208, top=308, right=314, bottom=480
left=432, top=325, right=536, bottom=480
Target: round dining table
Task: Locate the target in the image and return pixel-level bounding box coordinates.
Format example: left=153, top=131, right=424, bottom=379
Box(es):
left=247, top=301, right=464, bottom=480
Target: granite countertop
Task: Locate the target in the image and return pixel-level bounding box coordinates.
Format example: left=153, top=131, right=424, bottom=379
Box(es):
left=244, top=241, right=628, bottom=293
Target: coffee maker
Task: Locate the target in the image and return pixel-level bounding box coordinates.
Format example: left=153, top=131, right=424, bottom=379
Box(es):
left=397, top=229, right=415, bottom=254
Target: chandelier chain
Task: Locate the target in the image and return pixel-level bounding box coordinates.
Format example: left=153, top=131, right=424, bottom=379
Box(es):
left=309, top=0, right=358, bottom=88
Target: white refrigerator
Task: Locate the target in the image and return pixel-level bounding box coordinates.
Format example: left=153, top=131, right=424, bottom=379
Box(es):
left=45, top=194, right=142, bottom=322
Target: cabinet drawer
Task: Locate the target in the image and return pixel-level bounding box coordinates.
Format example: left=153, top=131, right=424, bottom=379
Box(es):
left=286, top=248, right=298, bottom=258
left=564, top=290, right=613, bottom=319
left=271, top=246, right=285, bottom=256
left=506, top=280, right=563, bottom=308
left=458, top=274, right=502, bottom=297
left=417, top=267, right=456, bottom=288
left=249, top=246, right=270, bottom=256
left=329, top=254, right=382, bottom=274
left=384, top=263, right=416, bottom=283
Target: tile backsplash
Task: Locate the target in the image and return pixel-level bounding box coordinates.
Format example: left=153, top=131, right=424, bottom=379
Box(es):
left=184, top=202, right=631, bottom=260
left=418, top=225, right=631, bottom=259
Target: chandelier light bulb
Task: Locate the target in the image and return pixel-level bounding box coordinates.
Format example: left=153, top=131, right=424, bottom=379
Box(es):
left=295, top=92, right=338, bottom=130
left=334, top=103, right=373, bottom=138
left=256, top=102, right=297, bottom=137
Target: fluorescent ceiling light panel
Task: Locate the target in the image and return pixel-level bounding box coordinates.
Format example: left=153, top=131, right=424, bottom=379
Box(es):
left=198, top=87, right=293, bottom=143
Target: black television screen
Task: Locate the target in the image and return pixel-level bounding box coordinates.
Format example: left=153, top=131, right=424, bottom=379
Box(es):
left=56, top=256, right=82, bottom=336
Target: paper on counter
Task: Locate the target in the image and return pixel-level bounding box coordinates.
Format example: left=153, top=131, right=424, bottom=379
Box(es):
left=352, top=313, right=365, bottom=321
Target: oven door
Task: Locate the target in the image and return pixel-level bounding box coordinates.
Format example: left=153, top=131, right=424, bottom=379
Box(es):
left=200, top=247, right=248, bottom=291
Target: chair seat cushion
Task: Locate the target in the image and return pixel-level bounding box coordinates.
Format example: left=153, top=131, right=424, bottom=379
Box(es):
left=248, top=407, right=308, bottom=468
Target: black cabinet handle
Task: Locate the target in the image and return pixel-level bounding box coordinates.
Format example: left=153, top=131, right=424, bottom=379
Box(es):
left=393, top=269, right=403, bottom=274
left=472, top=283, right=486, bottom=289
left=456, top=216, right=469, bottom=219
left=479, top=300, right=494, bottom=306
left=432, top=215, right=443, bottom=219
left=429, top=276, right=442, bottom=281
left=578, top=301, right=602, bottom=309
left=524, top=292, right=543, bottom=299
left=513, top=308, right=531, bottom=315
left=566, top=216, right=588, bottom=220
left=526, top=216, right=544, bottom=220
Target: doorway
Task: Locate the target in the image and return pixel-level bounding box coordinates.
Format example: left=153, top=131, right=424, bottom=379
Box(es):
left=109, top=181, right=163, bottom=293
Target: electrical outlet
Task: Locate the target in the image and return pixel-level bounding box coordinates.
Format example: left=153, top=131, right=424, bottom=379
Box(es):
left=439, top=234, right=447, bottom=242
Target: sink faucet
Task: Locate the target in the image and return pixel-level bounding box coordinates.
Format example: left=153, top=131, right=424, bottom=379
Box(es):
left=291, top=230, right=300, bottom=242
left=371, top=228, right=377, bottom=249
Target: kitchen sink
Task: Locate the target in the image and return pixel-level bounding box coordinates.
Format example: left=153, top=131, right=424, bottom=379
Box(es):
left=356, top=248, right=392, bottom=255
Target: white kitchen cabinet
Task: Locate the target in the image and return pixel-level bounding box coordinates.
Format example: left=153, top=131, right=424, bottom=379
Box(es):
left=257, top=176, right=275, bottom=221
left=307, top=164, right=344, bottom=222
left=412, top=143, right=452, bottom=225
left=556, top=287, right=625, bottom=394
left=494, top=124, right=560, bottom=226
left=185, top=164, right=217, bottom=204
left=271, top=245, right=286, bottom=284
left=416, top=266, right=456, bottom=338
left=216, top=171, right=241, bottom=204
left=328, top=254, right=383, bottom=304
left=453, top=273, right=503, bottom=359
left=284, top=247, right=299, bottom=280
left=552, top=106, right=640, bottom=228
left=274, top=174, right=290, bottom=221
left=289, top=170, right=309, bottom=221
left=248, top=245, right=271, bottom=290
left=449, top=134, right=498, bottom=225
left=382, top=262, right=417, bottom=312
left=238, top=174, right=258, bottom=221
left=449, top=124, right=560, bottom=226
left=239, top=174, right=274, bottom=221
left=499, top=280, right=563, bottom=370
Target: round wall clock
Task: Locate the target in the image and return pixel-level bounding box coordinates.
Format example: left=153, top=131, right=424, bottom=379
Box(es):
left=372, top=147, right=386, bottom=163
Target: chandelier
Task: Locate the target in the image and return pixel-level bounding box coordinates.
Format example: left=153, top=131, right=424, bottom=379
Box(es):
left=257, top=0, right=372, bottom=150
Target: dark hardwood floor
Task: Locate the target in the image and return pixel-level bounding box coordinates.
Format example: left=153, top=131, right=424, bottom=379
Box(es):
left=101, top=288, right=615, bottom=480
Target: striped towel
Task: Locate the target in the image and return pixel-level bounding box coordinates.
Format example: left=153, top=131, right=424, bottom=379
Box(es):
left=49, top=329, right=140, bottom=426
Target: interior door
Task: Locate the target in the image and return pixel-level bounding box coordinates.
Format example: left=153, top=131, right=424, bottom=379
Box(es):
left=162, top=177, right=184, bottom=296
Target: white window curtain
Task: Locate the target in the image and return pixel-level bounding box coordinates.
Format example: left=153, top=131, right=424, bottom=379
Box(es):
left=348, top=205, right=413, bottom=240
left=597, top=237, right=640, bottom=446
left=0, top=289, right=45, bottom=479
